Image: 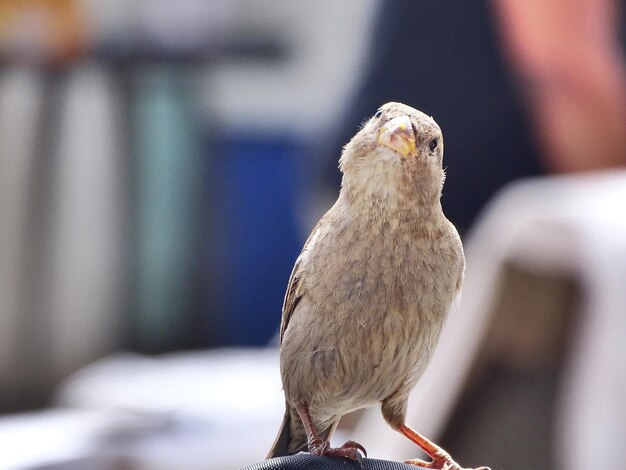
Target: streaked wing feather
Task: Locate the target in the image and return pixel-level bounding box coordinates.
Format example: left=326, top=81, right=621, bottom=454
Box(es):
left=279, top=216, right=328, bottom=343
left=279, top=263, right=303, bottom=343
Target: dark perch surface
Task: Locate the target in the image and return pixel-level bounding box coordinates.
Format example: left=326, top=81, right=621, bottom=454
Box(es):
left=242, top=453, right=425, bottom=470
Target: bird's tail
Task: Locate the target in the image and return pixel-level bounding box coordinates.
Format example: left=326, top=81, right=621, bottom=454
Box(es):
left=266, top=405, right=338, bottom=459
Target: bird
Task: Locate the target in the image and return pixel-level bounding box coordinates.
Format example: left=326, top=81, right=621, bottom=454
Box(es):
left=267, top=102, right=488, bottom=470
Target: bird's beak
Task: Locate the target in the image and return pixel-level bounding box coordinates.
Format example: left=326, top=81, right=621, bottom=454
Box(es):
left=377, top=115, right=416, bottom=157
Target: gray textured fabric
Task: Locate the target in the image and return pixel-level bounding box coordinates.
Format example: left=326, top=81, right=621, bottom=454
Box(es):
left=242, top=453, right=422, bottom=470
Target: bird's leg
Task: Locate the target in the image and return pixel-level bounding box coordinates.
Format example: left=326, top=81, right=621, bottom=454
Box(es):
left=295, top=404, right=367, bottom=461
left=399, top=424, right=489, bottom=470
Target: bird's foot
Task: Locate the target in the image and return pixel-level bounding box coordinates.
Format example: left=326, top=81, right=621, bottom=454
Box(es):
left=308, top=437, right=367, bottom=461
left=399, top=424, right=489, bottom=470
left=404, top=451, right=489, bottom=470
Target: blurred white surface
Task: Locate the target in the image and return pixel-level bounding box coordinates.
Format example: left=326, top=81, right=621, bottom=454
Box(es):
left=0, top=408, right=157, bottom=470
left=57, top=348, right=285, bottom=469
left=58, top=348, right=282, bottom=422
left=205, top=0, right=378, bottom=137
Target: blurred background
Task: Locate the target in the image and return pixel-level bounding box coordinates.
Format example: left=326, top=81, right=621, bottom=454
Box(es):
left=0, top=0, right=625, bottom=469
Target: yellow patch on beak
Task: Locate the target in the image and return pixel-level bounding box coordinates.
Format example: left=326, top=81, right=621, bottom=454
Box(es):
left=377, top=115, right=416, bottom=156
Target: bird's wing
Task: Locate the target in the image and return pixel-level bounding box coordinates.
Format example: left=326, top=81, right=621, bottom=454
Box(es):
left=279, top=215, right=328, bottom=344
left=279, top=259, right=304, bottom=343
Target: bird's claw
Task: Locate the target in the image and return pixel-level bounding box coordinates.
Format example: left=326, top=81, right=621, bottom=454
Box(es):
left=308, top=438, right=367, bottom=461
left=404, top=455, right=490, bottom=470
left=339, top=440, right=367, bottom=458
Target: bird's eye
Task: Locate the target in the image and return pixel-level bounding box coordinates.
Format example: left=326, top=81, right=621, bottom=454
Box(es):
left=429, top=138, right=438, bottom=151
left=374, top=110, right=383, bottom=119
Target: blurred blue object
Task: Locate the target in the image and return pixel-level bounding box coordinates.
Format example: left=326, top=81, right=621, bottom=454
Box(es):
left=209, top=136, right=303, bottom=346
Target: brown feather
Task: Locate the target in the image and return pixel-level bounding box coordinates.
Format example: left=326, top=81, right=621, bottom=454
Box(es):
left=279, top=215, right=329, bottom=343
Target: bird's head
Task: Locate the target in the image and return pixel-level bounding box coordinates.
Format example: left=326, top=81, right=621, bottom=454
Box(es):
left=339, top=102, right=445, bottom=204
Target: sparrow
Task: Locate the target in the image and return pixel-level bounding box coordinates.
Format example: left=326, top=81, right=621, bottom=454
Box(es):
left=267, top=102, right=487, bottom=470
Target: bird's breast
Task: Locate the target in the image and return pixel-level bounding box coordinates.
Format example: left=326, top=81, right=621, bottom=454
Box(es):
left=305, top=220, right=460, bottom=324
